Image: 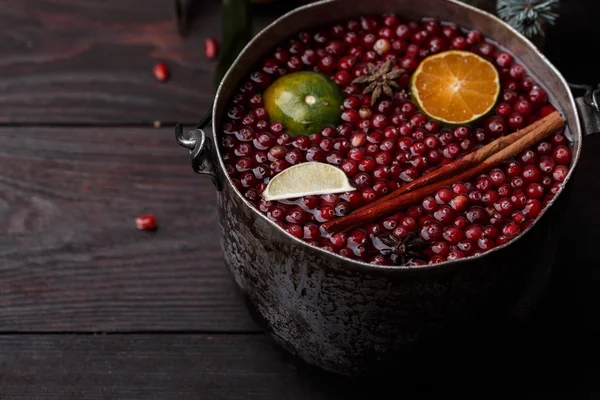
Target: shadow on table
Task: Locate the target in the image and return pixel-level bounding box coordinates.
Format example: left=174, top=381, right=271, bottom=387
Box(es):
left=273, top=314, right=592, bottom=397
left=256, top=241, right=595, bottom=397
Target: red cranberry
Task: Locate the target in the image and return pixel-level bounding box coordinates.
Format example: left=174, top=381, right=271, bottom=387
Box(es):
left=275, top=133, right=291, bottom=146
left=341, top=109, right=359, bottom=124
left=520, top=76, right=535, bottom=91
left=270, top=159, right=289, bottom=174
left=505, top=161, right=522, bottom=177
left=495, top=52, right=513, bottom=68
left=400, top=216, right=418, bottom=232
left=400, top=167, right=419, bottom=182
left=352, top=172, right=372, bottom=189
left=465, top=225, right=484, bottom=241
left=476, top=176, right=493, bottom=192
left=498, top=184, right=512, bottom=197
left=510, top=176, right=526, bottom=190
left=395, top=24, right=411, bottom=40
left=153, top=61, right=170, bottom=82
left=318, top=55, right=337, bottom=73
left=553, top=145, right=571, bottom=165
left=421, top=221, right=444, bottom=241
left=433, top=205, right=455, bottom=225
left=442, top=24, right=459, bottom=38
left=428, top=36, right=448, bottom=53
left=285, top=149, right=304, bottom=165
left=378, top=13, right=397, bottom=28
left=358, top=157, right=376, bottom=172
left=443, top=226, right=463, bottom=245
left=449, top=195, right=469, bottom=212
left=341, top=160, right=358, bottom=176
left=429, top=255, right=446, bottom=264
left=489, top=169, right=507, bottom=187
left=519, top=150, right=538, bottom=166
left=442, top=143, right=461, bottom=159
left=348, top=147, right=365, bottom=161
left=334, top=70, right=352, bottom=86
left=268, top=146, right=286, bottom=161
left=406, top=205, right=423, bottom=219
left=466, top=206, right=489, bottom=225
left=466, top=30, right=482, bottom=44
left=500, top=221, right=520, bottom=238
left=526, top=183, right=544, bottom=200
left=317, top=205, right=335, bottom=222
left=451, top=183, right=467, bottom=195
left=540, top=105, right=556, bottom=117
left=399, top=56, right=419, bottom=72
left=552, top=133, right=567, bottom=146
left=451, top=36, right=468, bottom=50
left=495, top=103, right=513, bottom=118
left=514, top=99, right=533, bottom=116
left=330, top=233, right=347, bottom=249
left=431, top=241, right=450, bottom=256
left=507, top=113, right=525, bottom=130
left=435, top=187, right=454, bottom=204
left=484, top=116, right=507, bottom=138
left=528, top=86, right=548, bottom=107
left=510, top=191, right=527, bottom=208
left=372, top=114, right=388, bottom=129
left=478, top=43, right=496, bottom=58
left=477, top=237, right=495, bottom=251
left=506, top=63, right=524, bottom=79
left=522, top=165, right=542, bottom=183
left=522, top=199, right=542, bottom=219
left=468, top=190, right=483, bottom=205
left=422, top=196, right=439, bottom=213
left=493, top=197, right=514, bottom=217
left=552, top=165, right=568, bottom=183
left=482, top=190, right=499, bottom=207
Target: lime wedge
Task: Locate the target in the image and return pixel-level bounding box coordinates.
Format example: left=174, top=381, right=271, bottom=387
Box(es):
left=261, top=162, right=356, bottom=201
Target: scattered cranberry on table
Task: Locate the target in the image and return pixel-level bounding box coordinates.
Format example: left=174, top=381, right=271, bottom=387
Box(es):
left=135, top=214, right=158, bottom=230
left=205, top=37, right=219, bottom=59
left=153, top=61, right=170, bottom=82
left=218, top=14, right=572, bottom=266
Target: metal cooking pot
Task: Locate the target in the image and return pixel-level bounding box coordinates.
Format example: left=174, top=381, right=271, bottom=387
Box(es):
left=176, top=0, right=600, bottom=376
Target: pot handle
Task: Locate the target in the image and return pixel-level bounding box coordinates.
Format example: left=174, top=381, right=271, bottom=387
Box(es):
left=175, top=111, right=223, bottom=191
left=570, top=83, right=600, bottom=138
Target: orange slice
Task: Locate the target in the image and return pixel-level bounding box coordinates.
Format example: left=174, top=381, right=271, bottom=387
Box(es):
left=410, top=50, right=500, bottom=125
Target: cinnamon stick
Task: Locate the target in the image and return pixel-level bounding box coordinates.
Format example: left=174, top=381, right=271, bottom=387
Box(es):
left=368, top=116, right=546, bottom=204
left=322, top=111, right=565, bottom=234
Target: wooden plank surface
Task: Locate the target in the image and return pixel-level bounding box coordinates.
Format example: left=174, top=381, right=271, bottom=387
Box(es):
left=0, top=333, right=592, bottom=399
left=0, top=0, right=312, bottom=125
left=0, top=0, right=216, bottom=124
left=0, top=126, right=257, bottom=332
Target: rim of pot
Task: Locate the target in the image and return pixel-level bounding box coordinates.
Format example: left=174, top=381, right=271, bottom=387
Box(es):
left=212, top=0, right=582, bottom=272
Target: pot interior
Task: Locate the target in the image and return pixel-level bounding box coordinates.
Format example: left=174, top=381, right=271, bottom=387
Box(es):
left=212, top=0, right=581, bottom=267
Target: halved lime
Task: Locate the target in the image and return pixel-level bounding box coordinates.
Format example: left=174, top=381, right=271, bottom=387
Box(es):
left=261, top=162, right=356, bottom=201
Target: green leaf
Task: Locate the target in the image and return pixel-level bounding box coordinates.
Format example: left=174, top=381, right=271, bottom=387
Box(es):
left=214, top=0, right=252, bottom=89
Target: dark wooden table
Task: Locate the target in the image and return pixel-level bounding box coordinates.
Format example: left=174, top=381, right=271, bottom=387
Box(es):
left=0, top=0, right=597, bottom=398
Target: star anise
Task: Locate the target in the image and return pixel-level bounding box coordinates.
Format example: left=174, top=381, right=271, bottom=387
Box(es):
left=352, top=59, right=404, bottom=106
left=372, top=232, right=428, bottom=265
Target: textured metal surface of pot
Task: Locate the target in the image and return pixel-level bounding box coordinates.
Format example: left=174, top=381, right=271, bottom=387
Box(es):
left=197, top=0, right=586, bottom=375
left=216, top=170, right=569, bottom=375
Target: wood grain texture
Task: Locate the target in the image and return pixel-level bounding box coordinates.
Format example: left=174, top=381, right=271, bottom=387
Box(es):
left=0, top=0, right=218, bottom=124
left=0, top=126, right=258, bottom=332
left=0, top=333, right=593, bottom=399
left=0, top=0, right=314, bottom=124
